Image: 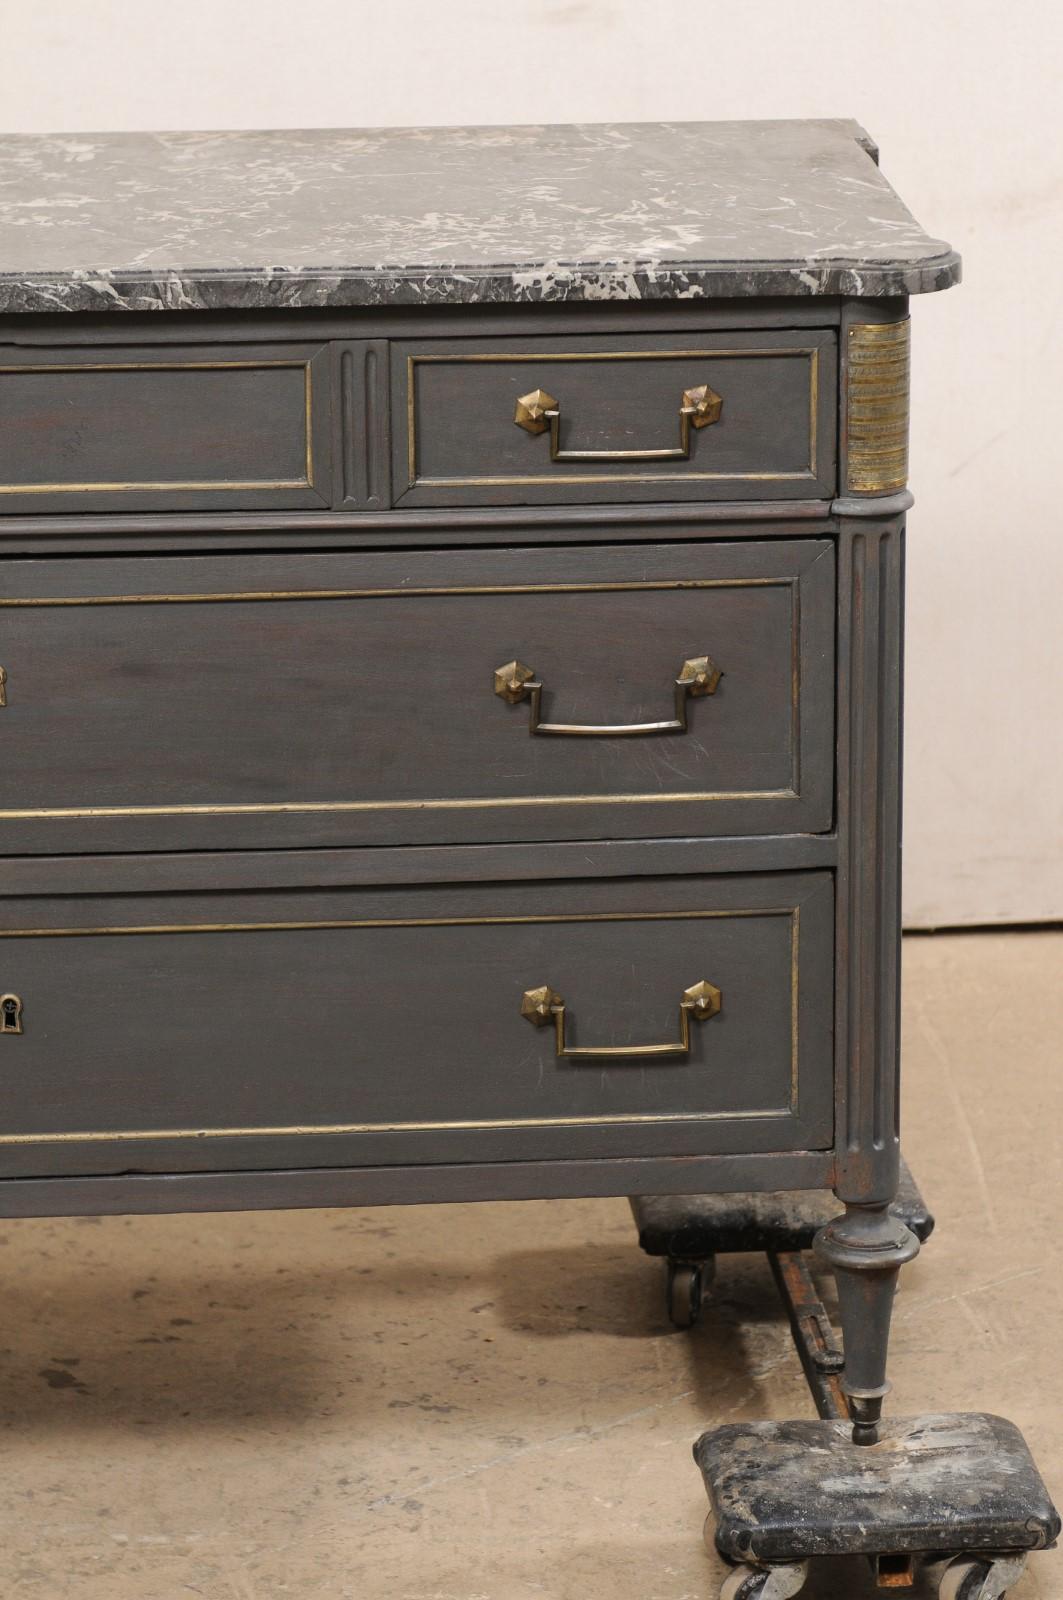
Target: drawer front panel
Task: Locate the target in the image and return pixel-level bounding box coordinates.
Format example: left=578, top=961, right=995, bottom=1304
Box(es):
left=0, top=872, right=834, bottom=1178
left=394, top=331, right=837, bottom=506
left=0, top=343, right=332, bottom=512
left=0, top=540, right=835, bottom=853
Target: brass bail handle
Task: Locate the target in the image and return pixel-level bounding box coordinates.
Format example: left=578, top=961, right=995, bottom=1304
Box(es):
left=494, top=654, right=722, bottom=738
left=521, top=980, right=721, bottom=1060
left=514, top=383, right=722, bottom=463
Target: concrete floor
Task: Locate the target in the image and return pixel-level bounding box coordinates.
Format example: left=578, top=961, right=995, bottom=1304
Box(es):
left=0, top=930, right=1059, bottom=1599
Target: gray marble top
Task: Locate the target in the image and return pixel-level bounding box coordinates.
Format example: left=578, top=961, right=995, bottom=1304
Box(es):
left=0, top=120, right=959, bottom=314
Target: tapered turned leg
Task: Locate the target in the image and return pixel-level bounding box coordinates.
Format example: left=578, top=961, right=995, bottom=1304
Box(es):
left=813, top=1202, right=920, bottom=1445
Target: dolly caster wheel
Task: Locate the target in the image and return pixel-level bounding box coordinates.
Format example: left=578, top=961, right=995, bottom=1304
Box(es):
left=667, top=1262, right=701, bottom=1328
left=719, top=1562, right=808, bottom=1600
left=933, top=1554, right=1028, bottom=1600
left=666, top=1255, right=714, bottom=1328
left=934, top=1555, right=1024, bottom=1600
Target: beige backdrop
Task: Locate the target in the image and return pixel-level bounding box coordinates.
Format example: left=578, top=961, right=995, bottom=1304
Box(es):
left=3, top=0, right=1061, bottom=926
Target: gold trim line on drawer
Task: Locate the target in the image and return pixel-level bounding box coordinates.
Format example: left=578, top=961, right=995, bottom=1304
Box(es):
left=0, top=576, right=801, bottom=816
left=0, top=359, right=316, bottom=494
left=845, top=320, right=910, bottom=494
left=0, top=577, right=786, bottom=606
left=0, top=907, right=801, bottom=1145
left=406, top=347, right=820, bottom=488
left=0, top=792, right=796, bottom=821
left=0, top=1109, right=788, bottom=1145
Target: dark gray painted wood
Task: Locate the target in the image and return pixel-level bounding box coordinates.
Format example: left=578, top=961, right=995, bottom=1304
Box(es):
left=394, top=330, right=837, bottom=507
left=0, top=871, right=834, bottom=1179
left=0, top=833, right=838, bottom=898
left=832, top=491, right=912, bottom=519
left=0, top=1149, right=837, bottom=1220
left=0, top=341, right=333, bottom=514
left=0, top=298, right=845, bottom=349
left=0, top=503, right=834, bottom=557
left=0, top=540, right=835, bottom=854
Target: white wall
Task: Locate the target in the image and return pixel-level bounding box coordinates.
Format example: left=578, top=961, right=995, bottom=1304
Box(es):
left=3, top=0, right=1061, bottom=926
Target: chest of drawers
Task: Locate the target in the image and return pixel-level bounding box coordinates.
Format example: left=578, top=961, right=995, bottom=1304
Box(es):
left=0, top=121, right=958, bottom=1447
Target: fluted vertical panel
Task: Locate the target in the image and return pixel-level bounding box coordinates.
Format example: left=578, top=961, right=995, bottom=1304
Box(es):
left=332, top=339, right=391, bottom=508
left=833, top=517, right=905, bottom=1204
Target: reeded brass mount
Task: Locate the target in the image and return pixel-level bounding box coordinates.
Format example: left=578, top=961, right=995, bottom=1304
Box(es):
left=513, top=383, right=722, bottom=462
left=845, top=320, right=911, bottom=494
left=521, top=980, right=721, bottom=1060
left=494, top=655, right=721, bottom=737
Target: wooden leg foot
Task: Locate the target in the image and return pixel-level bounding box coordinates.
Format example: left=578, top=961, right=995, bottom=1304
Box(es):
left=813, top=1201, right=919, bottom=1444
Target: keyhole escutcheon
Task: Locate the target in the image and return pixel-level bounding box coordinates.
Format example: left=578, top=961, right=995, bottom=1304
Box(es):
left=1, top=995, right=23, bottom=1035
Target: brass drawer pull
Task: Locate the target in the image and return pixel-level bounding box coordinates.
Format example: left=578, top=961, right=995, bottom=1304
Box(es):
left=521, top=980, right=721, bottom=1060
left=494, top=654, right=721, bottom=737
left=514, top=383, right=722, bottom=462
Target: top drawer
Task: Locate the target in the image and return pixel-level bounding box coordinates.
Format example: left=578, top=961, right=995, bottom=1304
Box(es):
left=0, top=342, right=333, bottom=514
left=394, top=330, right=837, bottom=507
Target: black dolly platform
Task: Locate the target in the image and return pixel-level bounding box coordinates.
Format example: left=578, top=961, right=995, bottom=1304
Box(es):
left=631, top=1157, right=934, bottom=1333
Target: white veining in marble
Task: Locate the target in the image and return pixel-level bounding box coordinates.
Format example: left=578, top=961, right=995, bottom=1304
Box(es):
left=0, top=120, right=959, bottom=313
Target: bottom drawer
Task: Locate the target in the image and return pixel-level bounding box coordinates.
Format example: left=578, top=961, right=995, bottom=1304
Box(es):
left=0, top=872, right=834, bottom=1178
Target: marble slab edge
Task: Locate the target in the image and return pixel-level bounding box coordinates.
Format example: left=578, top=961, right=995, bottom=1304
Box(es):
left=0, top=253, right=962, bottom=316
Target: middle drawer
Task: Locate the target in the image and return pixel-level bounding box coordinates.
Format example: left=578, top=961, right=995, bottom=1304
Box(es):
left=0, top=539, right=835, bottom=854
